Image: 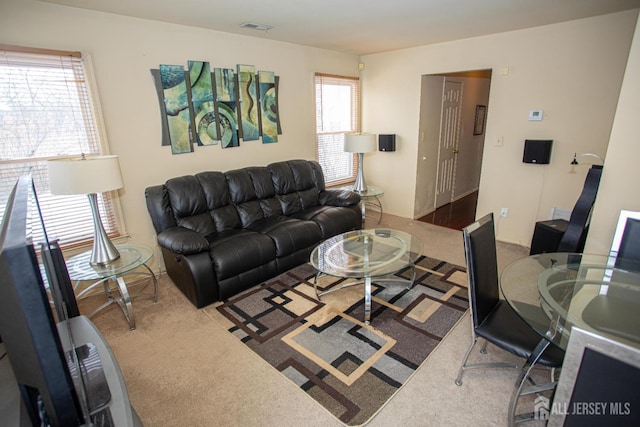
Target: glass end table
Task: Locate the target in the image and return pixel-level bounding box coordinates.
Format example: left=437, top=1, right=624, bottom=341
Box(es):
left=310, top=228, right=423, bottom=324
left=340, top=185, right=384, bottom=225
left=66, top=243, right=158, bottom=330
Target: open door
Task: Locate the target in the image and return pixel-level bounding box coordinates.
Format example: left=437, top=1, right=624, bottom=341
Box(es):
left=435, top=80, right=463, bottom=209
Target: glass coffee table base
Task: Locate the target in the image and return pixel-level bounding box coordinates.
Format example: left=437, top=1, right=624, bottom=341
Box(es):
left=310, top=229, right=424, bottom=325
left=314, top=268, right=417, bottom=325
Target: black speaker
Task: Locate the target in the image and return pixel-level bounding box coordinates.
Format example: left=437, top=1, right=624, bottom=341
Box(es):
left=523, top=139, right=553, bottom=164
left=379, top=134, right=396, bottom=152
left=530, top=219, right=568, bottom=255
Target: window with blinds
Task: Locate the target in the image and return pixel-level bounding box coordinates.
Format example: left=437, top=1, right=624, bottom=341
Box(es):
left=0, top=45, right=121, bottom=248
left=315, top=73, right=360, bottom=186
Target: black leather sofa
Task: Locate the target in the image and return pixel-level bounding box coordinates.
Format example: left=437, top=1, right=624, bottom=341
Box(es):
left=145, top=159, right=362, bottom=308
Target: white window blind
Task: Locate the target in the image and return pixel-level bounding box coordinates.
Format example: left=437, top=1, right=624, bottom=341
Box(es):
left=0, top=45, right=121, bottom=248
left=315, top=73, right=360, bottom=185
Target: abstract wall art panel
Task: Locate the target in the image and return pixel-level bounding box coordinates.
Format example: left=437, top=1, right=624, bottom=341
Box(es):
left=159, top=64, right=193, bottom=154
left=275, top=76, right=282, bottom=135
left=153, top=61, right=281, bottom=154
left=258, top=71, right=278, bottom=143
left=150, top=69, right=171, bottom=146
left=237, top=64, right=260, bottom=141
left=214, top=68, right=239, bottom=148
left=188, top=61, right=219, bottom=146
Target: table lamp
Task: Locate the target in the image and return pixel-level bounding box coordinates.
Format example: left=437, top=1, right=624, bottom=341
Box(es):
left=344, top=132, right=376, bottom=192
left=47, top=154, right=124, bottom=266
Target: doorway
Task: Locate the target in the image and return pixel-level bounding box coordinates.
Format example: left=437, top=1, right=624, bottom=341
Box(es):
left=414, top=69, right=492, bottom=230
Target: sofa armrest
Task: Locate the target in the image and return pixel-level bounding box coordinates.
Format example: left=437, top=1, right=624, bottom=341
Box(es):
left=157, top=227, right=209, bottom=255
left=319, top=189, right=361, bottom=207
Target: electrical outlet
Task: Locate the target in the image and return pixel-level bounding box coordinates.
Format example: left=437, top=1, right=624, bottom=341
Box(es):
left=500, top=208, right=508, bottom=218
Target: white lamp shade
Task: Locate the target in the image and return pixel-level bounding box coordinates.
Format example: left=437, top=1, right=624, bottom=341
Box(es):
left=344, top=133, right=376, bottom=153
left=47, top=155, right=124, bottom=195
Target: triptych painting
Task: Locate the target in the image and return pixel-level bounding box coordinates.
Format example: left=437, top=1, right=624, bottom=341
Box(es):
left=151, top=61, right=281, bottom=154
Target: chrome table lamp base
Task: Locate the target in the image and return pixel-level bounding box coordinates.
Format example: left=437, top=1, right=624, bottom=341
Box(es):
left=87, top=193, right=120, bottom=266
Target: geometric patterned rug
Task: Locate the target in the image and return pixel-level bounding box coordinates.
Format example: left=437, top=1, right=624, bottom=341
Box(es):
left=213, top=256, right=468, bottom=426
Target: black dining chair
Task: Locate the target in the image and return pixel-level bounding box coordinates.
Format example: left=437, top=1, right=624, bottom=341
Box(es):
left=455, top=213, right=564, bottom=386
left=529, top=165, right=603, bottom=255
left=556, top=165, right=603, bottom=253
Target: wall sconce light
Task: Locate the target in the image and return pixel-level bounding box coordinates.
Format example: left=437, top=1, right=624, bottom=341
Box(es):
left=570, top=152, right=604, bottom=173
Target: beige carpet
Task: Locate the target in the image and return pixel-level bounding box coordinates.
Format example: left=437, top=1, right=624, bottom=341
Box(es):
left=83, top=214, right=536, bottom=426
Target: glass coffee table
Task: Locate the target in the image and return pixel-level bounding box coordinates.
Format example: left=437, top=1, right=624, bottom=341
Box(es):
left=310, top=229, right=423, bottom=324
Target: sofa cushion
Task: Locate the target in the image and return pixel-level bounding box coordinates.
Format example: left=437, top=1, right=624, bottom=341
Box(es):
left=269, top=160, right=324, bottom=215
left=291, top=206, right=361, bottom=238
left=268, top=161, right=297, bottom=195
left=196, top=171, right=231, bottom=208
left=244, top=167, right=282, bottom=217
left=165, top=175, right=217, bottom=236
left=309, top=161, right=327, bottom=192
left=196, top=171, right=242, bottom=231
left=320, top=188, right=361, bottom=207
left=289, top=160, right=317, bottom=190
left=207, top=229, right=276, bottom=281
left=247, top=216, right=322, bottom=257
left=157, top=227, right=209, bottom=255
left=226, top=168, right=267, bottom=227
left=246, top=166, right=276, bottom=199
left=275, top=193, right=300, bottom=216
left=145, top=184, right=178, bottom=232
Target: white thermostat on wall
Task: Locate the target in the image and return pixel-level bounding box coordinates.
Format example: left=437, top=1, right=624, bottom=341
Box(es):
left=529, top=110, right=543, bottom=121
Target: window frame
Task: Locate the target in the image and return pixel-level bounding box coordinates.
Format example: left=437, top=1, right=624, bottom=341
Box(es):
left=314, top=73, right=361, bottom=187
left=0, top=44, right=125, bottom=251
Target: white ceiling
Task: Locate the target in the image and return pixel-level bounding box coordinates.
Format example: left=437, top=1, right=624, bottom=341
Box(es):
left=40, top=0, right=640, bottom=55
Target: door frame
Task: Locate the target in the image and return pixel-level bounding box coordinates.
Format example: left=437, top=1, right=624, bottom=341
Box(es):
left=414, top=69, right=492, bottom=219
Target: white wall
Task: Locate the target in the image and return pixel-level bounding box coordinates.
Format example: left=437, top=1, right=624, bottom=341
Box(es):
left=0, top=0, right=359, bottom=269
left=361, top=10, right=638, bottom=247
left=585, top=16, right=640, bottom=255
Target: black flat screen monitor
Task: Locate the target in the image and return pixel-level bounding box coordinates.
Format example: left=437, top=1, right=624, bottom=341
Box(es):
left=549, top=327, right=640, bottom=426
left=0, top=175, right=87, bottom=426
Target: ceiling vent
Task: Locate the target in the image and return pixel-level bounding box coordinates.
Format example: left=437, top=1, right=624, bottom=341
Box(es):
left=240, top=22, right=273, bottom=32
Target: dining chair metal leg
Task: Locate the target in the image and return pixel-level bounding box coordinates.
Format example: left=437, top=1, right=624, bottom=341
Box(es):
left=508, top=338, right=558, bottom=426
left=455, top=336, right=521, bottom=386
left=455, top=338, right=478, bottom=386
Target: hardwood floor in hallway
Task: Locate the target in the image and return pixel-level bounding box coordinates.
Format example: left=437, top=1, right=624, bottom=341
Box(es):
left=417, top=191, right=478, bottom=230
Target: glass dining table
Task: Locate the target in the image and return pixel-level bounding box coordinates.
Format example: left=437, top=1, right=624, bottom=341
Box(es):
left=500, top=252, right=640, bottom=425
left=501, top=252, right=640, bottom=349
